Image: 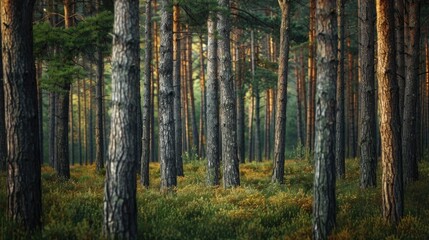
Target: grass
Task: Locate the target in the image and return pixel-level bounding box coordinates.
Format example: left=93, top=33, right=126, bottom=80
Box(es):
left=1, top=159, right=429, bottom=239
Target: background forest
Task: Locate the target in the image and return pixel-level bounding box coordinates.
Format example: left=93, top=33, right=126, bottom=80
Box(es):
left=2, top=0, right=429, bottom=239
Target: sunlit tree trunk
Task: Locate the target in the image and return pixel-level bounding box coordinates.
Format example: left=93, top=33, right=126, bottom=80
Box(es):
left=0, top=25, right=5, bottom=171
left=2, top=0, right=42, bottom=230
left=159, top=0, right=177, bottom=190
left=359, top=0, right=377, bottom=188
left=313, top=0, right=337, bottom=238
left=376, top=0, right=404, bottom=225
left=198, top=35, right=206, bottom=158
left=187, top=27, right=199, bottom=154
left=218, top=0, right=239, bottom=188
left=272, top=0, right=290, bottom=184
left=102, top=0, right=139, bottom=237
left=306, top=0, right=316, bottom=153
left=206, top=13, right=220, bottom=185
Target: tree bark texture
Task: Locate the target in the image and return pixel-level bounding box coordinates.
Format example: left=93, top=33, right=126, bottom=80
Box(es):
left=141, top=0, right=152, bottom=187
left=96, top=48, right=105, bottom=172
left=335, top=0, right=345, bottom=179
left=313, top=0, right=337, bottom=238
left=402, top=0, right=420, bottom=184
left=102, top=0, right=139, bottom=238
left=173, top=3, right=183, bottom=176
left=218, top=0, right=240, bottom=188
left=206, top=13, right=220, bottom=186
left=272, top=0, right=291, bottom=184
left=306, top=0, right=316, bottom=152
left=236, top=44, right=245, bottom=164
left=376, top=0, right=404, bottom=225
left=395, top=0, right=405, bottom=121
left=2, top=0, right=42, bottom=231
left=198, top=35, right=206, bottom=158
left=0, top=26, right=5, bottom=171
left=159, top=0, right=177, bottom=190
left=359, top=0, right=377, bottom=188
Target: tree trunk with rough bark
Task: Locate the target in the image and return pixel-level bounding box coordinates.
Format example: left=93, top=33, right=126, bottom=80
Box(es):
left=313, top=0, right=337, bottom=239
left=159, top=0, right=177, bottom=190
left=402, top=0, right=420, bottom=184
left=141, top=0, right=152, bottom=187
left=0, top=26, right=5, bottom=171
left=376, top=0, right=404, bottom=225
left=237, top=44, right=245, bottom=164
left=198, top=35, right=206, bottom=158
left=173, top=3, right=183, bottom=176
left=218, top=0, right=239, bottom=188
left=395, top=0, right=405, bottom=121
left=359, top=0, right=377, bottom=188
left=2, top=0, right=42, bottom=231
left=102, top=0, right=139, bottom=238
left=272, top=0, right=290, bottom=184
left=96, top=48, right=105, bottom=172
left=335, top=0, right=345, bottom=179
left=206, top=13, right=220, bottom=185
left=306, top=0, right=316, bottom=153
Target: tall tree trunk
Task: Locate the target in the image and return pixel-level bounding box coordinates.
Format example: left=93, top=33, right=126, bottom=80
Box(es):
left=70, top=84, right=74, bottom=165
left=236, top=44, right=245, bottom=163
left=0, top=26, right=5, bottom=171
left=395, top=0, right=405, bottom=121
left=218, top=0, right=239, bottom=188
left=173, top=3, right=183, bottom=176
left=83, top=76, right=88, bottom=165
left=141, top=0, right=152, bottom=187
left=206, top=13, right=220, bottom=185
left=251, top=31, right=262, bottom=163
left=2, top=0, right=42, bottom=230
left=77, top=79, right=83, bottom=165
left=95, top=49, right=105, bottom=171
left=272, top=0, right=290, bottom=184
left=359, top=0, right=377, bottom=188
left=296, top=54, right=304, bottom=147
left=376, top=0, right=404, bottom=225
left=346, top=38, right=356, bottom=158
left=102, top=0, right=139, bottom=237
left=151, top=0, right=159, bottom=162
left=248, top=95, right=254, bottom=162
left=198, top=35, right=206, bottom=158
left=187, top=28, right=199, bottom=154
left=54, top=0, right=74, bottom=179
left=335, top=0, right=345, bottom=179
left=49, top=93, right=57, bottom=166
left=306, top=0, right=316, bottom=153
left=313, top=0, right=337, bottom=238
left=37, top=62, right=44, bottom=165
left=89, top=72, right=94, bottom=165
left=159, top=0, right=177, bottom=190
left=402, top=0, right=420, bottom=184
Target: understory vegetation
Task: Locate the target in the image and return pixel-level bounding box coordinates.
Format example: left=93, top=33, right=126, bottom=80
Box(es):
left=1, top=158, right=429, bottom=239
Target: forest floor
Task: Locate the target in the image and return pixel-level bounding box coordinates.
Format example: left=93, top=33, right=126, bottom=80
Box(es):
left=1, top=158, right=429, bottom=239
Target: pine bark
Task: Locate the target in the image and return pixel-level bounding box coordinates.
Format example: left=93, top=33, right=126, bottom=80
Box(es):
left=395, top=0, right=405, bottom=120
left=173, top=3, right=183, bottom=176
left=272, top=0, right=290, bottom=184
left=206, top=13, right=220, bottom=185
left=102, top=0, right=139, bottom=238
left=236, top=44, right=245, bottom=164
left=313, top=0, right=337, bottom=238
left=2, top=0, right=42, bottom=231
left=218, top=0, right=240, bottom=188
left=159, top=0, right=177, bottom=190
left=96, top=48, right=105, bottom=172
left=187, top=29, right=199, bottom=154
left=376, top=0, right=404, bottom=225
left=306, top=0, right=316, bottom=152
left=198, top=35, right=206, bottom=158
left=296, top=55, right=304, bottom=147
left=0, top=26, right=5, bottom=171
left=335, top=0, right=345, bottom=179
left=141, top=0, right=152, bottom=187
left=359, top=0, right=377, bottom=188
left=402, top=0, right=420, bottom=184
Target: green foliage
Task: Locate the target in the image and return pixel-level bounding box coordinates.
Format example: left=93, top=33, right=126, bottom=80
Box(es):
left=2, top=160, right=429, bottom=239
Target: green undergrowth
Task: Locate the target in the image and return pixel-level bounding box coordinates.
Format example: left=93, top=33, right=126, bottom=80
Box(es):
left=1, top=159, right=429, bottom=239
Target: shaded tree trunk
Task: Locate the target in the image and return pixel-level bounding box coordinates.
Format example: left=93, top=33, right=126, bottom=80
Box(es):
left=218, top=0, right=240, bottom=188
left=296, top=54, right=304, bottom=147
left=95, top=48, right=105, bottom=172
left=313, top=0, right=337, bottom=238
left=346, top=38, right=356, bottom=158
left=206, top=13, right=220, bottom=185
left=187, top=28, right=199, bottom=154
left=77, top=79, right=83, bottom=165
left=0, top=26, right=5, bottom=171
left=159, top=0, right=177, bottom=190
left=102, top=0, right=139, bottom=238
left=359, top=0, right=377, bottom=188
left=237, top=44, right=245, bottom=164
left=335, top=0, right=345, bottom=179
left=141, top=0, right=152, bottom=187
left=173, top=3, right=183, bottom=176
left=395, top=0, right=405, bottom=121
left=376, top=0, right=404, bottom=225
left=49, top=93, right=57, bottom=166
left=198, top=35, right=206, bottom=158
left=2, top=0, right=42, bottom=230
left=272, top=0, right=290, bottom=184
left=402, top=0, right=420, bottom=184
left=248, top=95, right=254, bottom=162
